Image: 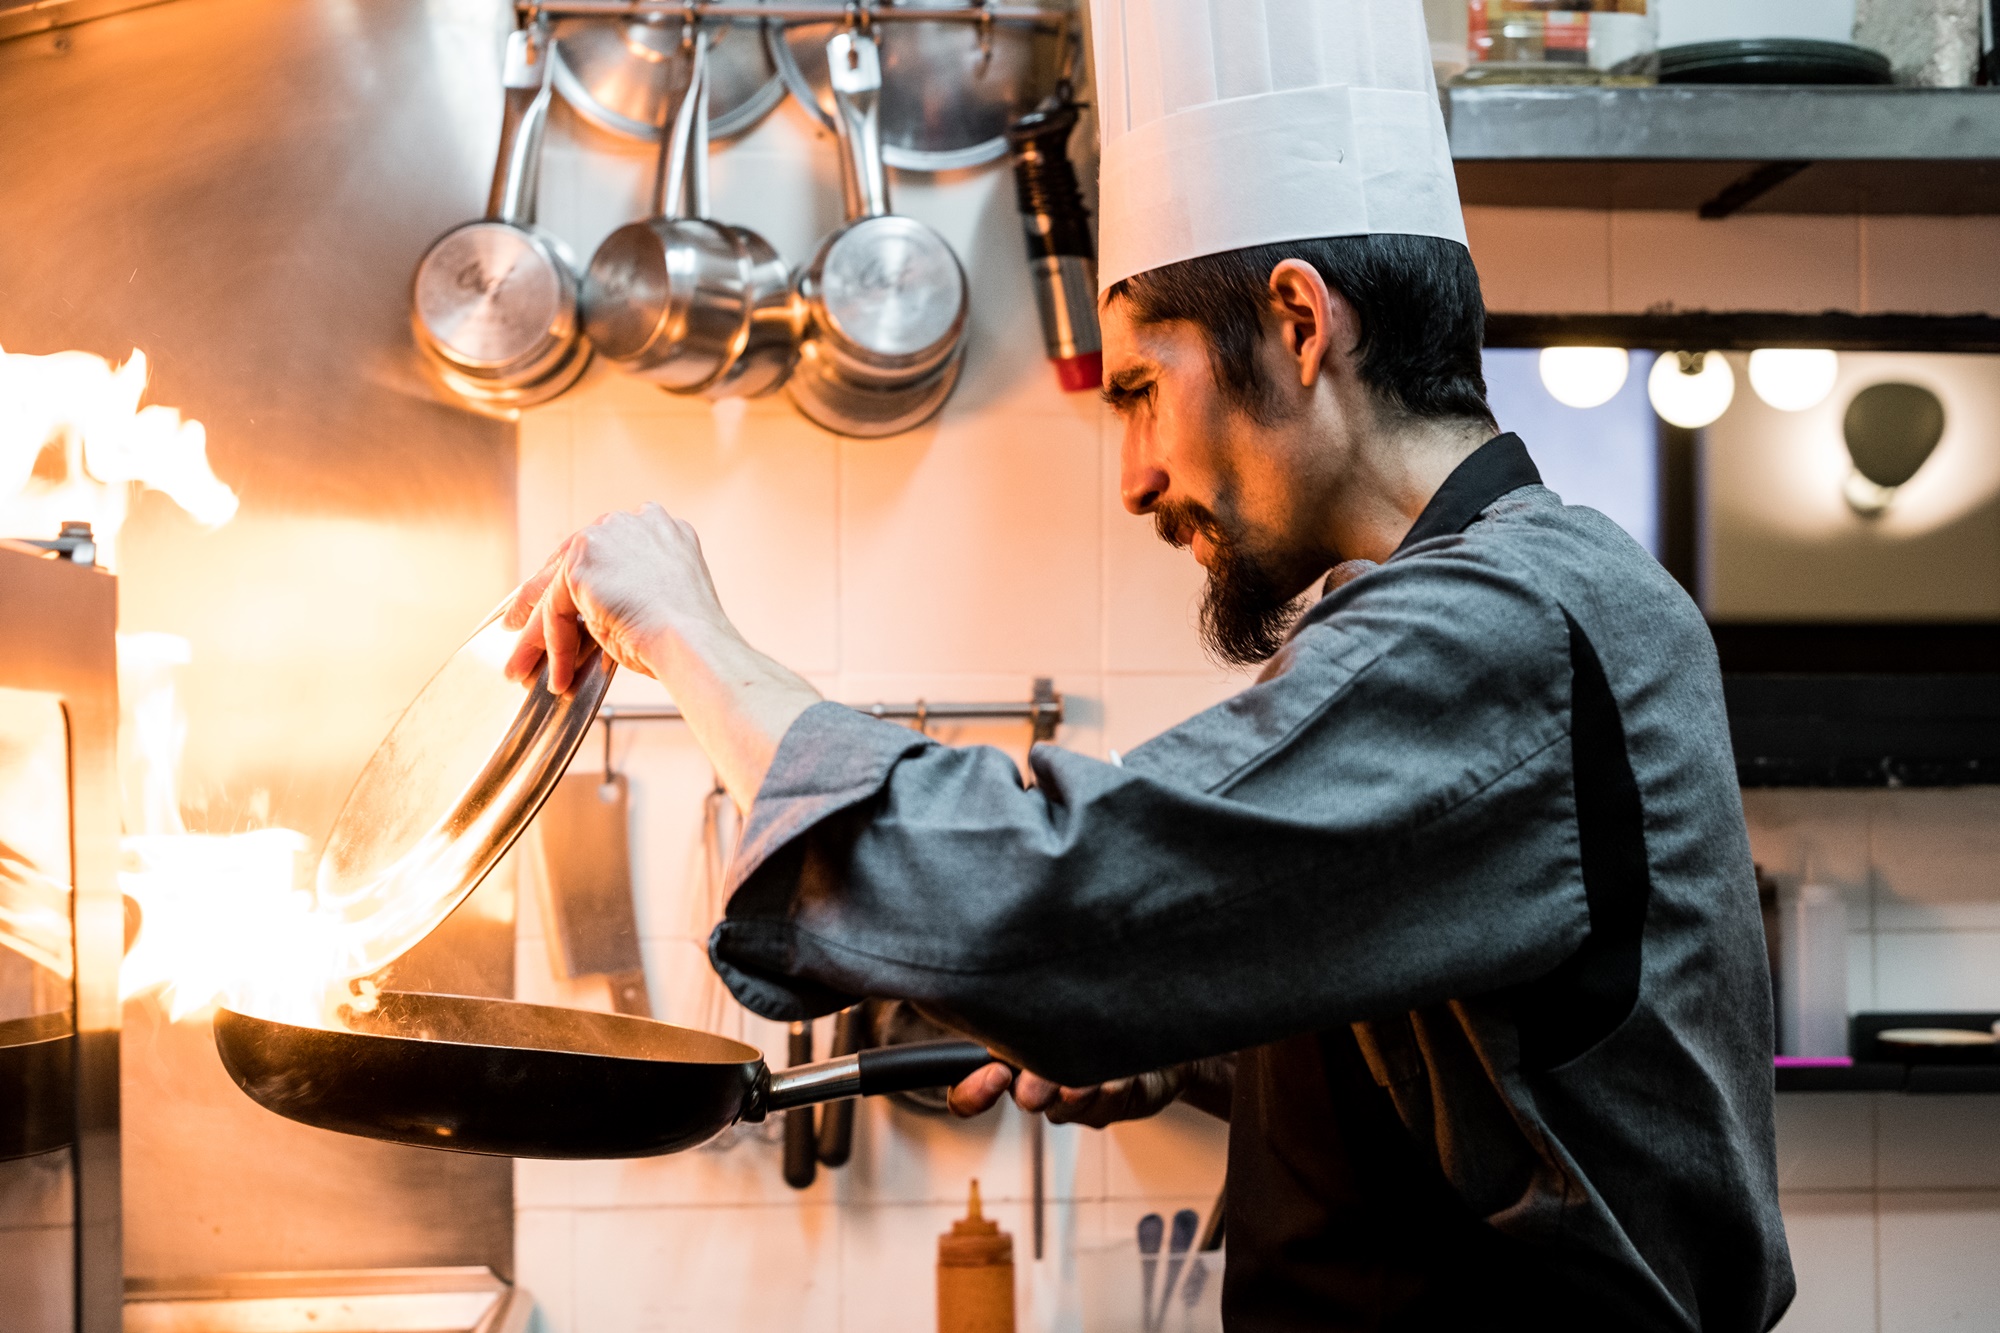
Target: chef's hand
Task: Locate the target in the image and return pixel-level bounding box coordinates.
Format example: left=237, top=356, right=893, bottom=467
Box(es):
left=947, top=1063, right=1191, bottom=1129
left=504, top=503, right=728, bottom=694
left=503, top=504, right=821, bottom=807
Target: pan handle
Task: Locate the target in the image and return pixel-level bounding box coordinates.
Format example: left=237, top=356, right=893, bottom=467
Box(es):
left=754, top=1039, right=998, bottom=1116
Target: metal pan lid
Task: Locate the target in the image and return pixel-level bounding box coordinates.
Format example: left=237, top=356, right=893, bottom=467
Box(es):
left=767, top=1, right=1072, bottom=172
left=552, top=14, right=785, bottom=142
left=312, top=609, right=615, bottom=983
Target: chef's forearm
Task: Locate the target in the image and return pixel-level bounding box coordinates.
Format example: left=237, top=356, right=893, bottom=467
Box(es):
left=1176, top=1055, right=1235, bottom=1122
left=640, top=617, right=821, bottom=809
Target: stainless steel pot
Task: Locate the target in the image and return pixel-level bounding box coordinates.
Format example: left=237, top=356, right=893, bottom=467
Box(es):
left=787, top=30, right=968, bottom=438
left=411, top=21, right=591, bottom=411
left=581, top=27, right=797, bottom=399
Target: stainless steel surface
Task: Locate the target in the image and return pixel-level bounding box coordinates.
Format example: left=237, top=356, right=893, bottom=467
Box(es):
left=0, top=544, right=122, bottom=1333
left=123, top=1267, right=530, bottom=1333
left=0, top=0, right=173, bottom=41
left=788, top=29, right=967, bottom=436
left=533, top=774, right=650, bottom=1017
left=1447, top=85, right=2000, bottom=214
left=413, top=19, right=590, bottom=409
left=316, top=613, right=614, bottom=984
left=765, top=1053, right=863, bottom=1109
left=552, top=10, right=782, bottom=141
left=767, top=0, right=1073, bottom=170
left=1448, top=85, right=2000, bottom=160
left=0, top=0, right=522, bottom=1281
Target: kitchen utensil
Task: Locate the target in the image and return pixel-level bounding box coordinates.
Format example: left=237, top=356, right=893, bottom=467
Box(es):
left=783, top=1018, right=818, bottom=1187
left=552, top=11, right=784, bottom=142
left=532, top=773, right=650, bottom=1016
left=1656, top=39, right=1893, bottom=85
left=581, top=27, right=797, bottom=399
left=1197, top=1188, right=1225, bottom=1252
left=767, top=1, right=1073, bottom=171
left=1137, top=1213, right=1164, bottom=1331
left=815, top=1004, right=863, bottom=1166
left=212, top=991, right=995, bottom=1159
left=312, top=609, right=615, bottom=986
left=1179, top=1258, right=1209, bottom=1324
left=787, top=30, right=969, bottom=437
left=1154, top=1209, right=1199, bottom=1330
left=411, top=21, right=591, bottom=410
left=1005, top=101, right=1100, bottom=393
left=0, top=1012, right=72, bottom=1160
left=1878, top=1027, right=1999, bottom=1047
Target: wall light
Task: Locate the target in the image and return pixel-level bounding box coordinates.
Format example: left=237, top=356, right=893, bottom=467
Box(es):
left=1538, top=346, right=1629, bottom=409
left=1648, top=351, right=1735, bottom=429
left=1748, top=349, right=1839, bottom=412
left=1842, top=381, right=1944, bottom=516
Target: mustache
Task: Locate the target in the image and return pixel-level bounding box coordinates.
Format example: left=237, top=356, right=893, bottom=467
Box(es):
left=1152, top=500, right=1223, bottom=552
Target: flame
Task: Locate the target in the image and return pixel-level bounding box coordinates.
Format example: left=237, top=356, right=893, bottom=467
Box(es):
left=1, top=342, right=356, bottom=1024
left=0, top=344, right=237, bottom=570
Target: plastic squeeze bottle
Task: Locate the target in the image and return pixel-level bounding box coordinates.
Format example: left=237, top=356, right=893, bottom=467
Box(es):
left=938, top=1180, right=1015, bottom=1333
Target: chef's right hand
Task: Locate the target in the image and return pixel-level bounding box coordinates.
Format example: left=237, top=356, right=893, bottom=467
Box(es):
left=947, top=1063, right=1187, bottom=1129
left=503, top=503, right=732, bottom=694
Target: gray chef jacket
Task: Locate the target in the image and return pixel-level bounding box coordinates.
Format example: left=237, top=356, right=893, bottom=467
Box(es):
left=711, top=434, right=1794, bottom=1332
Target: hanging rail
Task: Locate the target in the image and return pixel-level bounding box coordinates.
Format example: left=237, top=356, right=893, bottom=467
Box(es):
left=598, top=677, right=1063, bottom=767
left=515, top=1, right=1068, bottom=29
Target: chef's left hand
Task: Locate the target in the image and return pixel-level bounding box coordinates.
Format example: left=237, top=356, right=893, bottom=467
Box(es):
left=947, top=1063, right=1187, bottom=1128
left=504, top=503, right=731, bottom=693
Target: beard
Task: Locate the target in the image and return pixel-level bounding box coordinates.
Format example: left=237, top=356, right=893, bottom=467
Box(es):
left=1153, top=500, right=1309, bottom=667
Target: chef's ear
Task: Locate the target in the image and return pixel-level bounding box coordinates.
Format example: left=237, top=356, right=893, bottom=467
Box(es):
left=1266, top=259, right=1357, bottom=390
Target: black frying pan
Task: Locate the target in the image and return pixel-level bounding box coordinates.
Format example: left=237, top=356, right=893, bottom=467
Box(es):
left=213, top=991, right=993, bottom=1159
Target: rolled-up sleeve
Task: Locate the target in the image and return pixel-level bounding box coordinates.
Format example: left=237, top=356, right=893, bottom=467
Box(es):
left=709, top=544, right=1591, bottom=1086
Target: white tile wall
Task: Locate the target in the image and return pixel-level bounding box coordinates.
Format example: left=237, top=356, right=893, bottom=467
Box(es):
left=1467, top=208, right=2000, bottom=318
left=1746, top=789, right=2000, bottom=1332
left=512, top=86, right=2000, bottom=1333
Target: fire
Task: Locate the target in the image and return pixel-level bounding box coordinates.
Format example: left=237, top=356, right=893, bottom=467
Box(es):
left=0, top=343, right=371, bottom=1024
left=0, top=344, right=236, bottom=571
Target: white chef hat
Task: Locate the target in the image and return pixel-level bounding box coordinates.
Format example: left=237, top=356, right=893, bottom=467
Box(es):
left=1089, top=0, right=1467, bottom=292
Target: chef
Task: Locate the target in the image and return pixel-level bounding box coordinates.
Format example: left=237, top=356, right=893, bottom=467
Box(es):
left=503, top=0, right=1794, bottom=1327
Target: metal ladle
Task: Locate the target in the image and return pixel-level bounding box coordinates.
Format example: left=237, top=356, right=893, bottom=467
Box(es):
left=411, top=20, right=591, bottom=410
left=787, top=29, right=970, bottom=437
left=581, top=26, right=796, bottom=398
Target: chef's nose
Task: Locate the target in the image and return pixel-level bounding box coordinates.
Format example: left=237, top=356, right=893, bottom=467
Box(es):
left=1121, top=451, right=1168, bottom=516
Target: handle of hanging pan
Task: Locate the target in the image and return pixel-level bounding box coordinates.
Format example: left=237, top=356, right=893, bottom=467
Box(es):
left=782, top=1021, right=818, bottom=1190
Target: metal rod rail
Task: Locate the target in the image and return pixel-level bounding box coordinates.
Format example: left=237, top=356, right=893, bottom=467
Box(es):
left=516, top=1, right=1066, bottom=28
left=597, top=680, right=1062, bottom=772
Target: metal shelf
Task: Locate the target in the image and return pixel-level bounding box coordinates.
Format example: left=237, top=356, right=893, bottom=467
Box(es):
left=1448, top=85, right=2000, bottom=216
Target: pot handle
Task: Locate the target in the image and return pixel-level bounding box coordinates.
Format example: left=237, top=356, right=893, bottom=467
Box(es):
left=826, top=30, right=888, bottom=221
left=760, top=1038, right=997, bottom=1114
left=654, top=26, right=709, bottom=220
left=490, top=18, right=556, bottom=226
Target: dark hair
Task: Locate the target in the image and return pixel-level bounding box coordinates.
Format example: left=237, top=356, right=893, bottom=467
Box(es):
left=1105, top=233, right=1493, bottom=427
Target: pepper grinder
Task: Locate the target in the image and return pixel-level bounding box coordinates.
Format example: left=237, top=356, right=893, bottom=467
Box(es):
left=938, top=1180, right=1015, bottom=1333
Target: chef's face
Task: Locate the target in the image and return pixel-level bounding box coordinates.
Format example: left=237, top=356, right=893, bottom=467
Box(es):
left=1100, top=296, right=1338, bottom=666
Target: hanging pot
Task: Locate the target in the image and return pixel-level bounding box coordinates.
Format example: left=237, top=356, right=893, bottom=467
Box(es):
left=411, top=20, right=590, bottom=410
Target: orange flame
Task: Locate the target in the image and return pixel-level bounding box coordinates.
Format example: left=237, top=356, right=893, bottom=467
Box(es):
left=0, top=343, right=354, bottom=1023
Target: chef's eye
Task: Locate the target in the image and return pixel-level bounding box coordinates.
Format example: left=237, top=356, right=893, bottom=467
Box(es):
left=1103, top=381, right=1153, bottom=415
